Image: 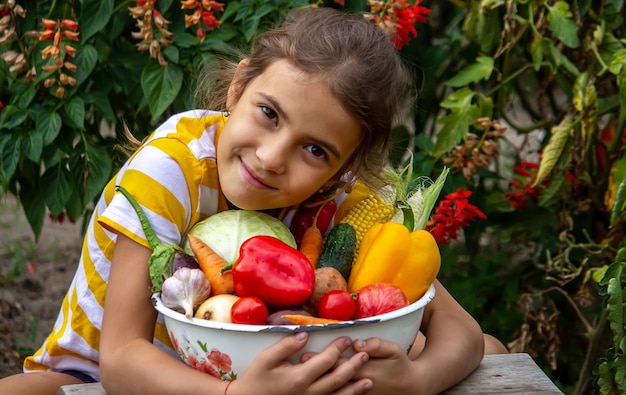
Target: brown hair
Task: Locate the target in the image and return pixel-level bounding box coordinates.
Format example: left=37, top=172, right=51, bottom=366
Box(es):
left=196, top=7, right=411, bottom=191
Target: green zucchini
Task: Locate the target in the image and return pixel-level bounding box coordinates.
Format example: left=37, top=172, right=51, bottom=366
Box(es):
left=317, top=223, right=357, bottom=281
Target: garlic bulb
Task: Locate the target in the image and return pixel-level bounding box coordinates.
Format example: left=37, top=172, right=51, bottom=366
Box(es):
left=161, top=267, right=211, bottom=318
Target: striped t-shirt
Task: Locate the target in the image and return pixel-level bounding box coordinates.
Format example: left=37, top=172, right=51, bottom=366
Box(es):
left=23, top=110, right=233, bottom=380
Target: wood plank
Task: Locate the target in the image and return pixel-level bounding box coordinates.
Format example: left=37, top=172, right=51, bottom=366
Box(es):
left=57, top=382, right=105, bottom=395
left=58, top=353, right=563, bottom=395
left=442, top=353, right=563, bottom=394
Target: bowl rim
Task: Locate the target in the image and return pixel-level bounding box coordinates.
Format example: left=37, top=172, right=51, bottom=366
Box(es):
left=152, top=283, right=436, bottom=333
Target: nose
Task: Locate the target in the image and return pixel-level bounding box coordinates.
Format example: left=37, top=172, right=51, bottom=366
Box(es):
left=256, top=139, right=287, bottom=174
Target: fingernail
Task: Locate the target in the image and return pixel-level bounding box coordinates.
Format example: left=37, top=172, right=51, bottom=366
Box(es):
left=296, top=332, right=307, bottom=341
left=354, top=339, right=365, bottom=349
left=363, top=380, right=373, bottom=390
left=343, top=337, right=352, bottom=347
left=361, top=353, right=369, bottom=362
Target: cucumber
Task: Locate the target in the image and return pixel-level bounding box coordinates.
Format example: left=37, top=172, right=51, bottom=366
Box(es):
left=317, top=223, right=357, bottom=281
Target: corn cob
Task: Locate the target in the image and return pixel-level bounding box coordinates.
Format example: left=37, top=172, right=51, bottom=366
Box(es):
left=339, top=193, right=395, bottom=258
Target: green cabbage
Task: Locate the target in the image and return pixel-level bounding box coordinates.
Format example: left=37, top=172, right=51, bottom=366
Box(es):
left=183, top=210, right=296, bottom=263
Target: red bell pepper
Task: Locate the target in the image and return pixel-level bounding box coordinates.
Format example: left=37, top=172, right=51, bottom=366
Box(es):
left=232, top=235, right=315, bottom=307
left=290, top=193, right=337, bottom=246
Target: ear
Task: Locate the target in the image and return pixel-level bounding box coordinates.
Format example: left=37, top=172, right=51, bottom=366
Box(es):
left=226, top=58, right=250, bottom=111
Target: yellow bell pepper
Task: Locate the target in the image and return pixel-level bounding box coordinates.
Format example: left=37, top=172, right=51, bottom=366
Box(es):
left=347, top=222, right=441, bottom=303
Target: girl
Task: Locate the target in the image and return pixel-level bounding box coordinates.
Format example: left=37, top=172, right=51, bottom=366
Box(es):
left=0, top=7, right=495, bottom=395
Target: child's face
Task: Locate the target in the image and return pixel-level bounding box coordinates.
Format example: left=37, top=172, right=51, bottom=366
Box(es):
left=217, top=60, right=361, bottom=210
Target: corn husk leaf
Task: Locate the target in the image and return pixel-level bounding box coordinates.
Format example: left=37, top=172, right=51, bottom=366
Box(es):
left=390, top=167, right=449, bottom=231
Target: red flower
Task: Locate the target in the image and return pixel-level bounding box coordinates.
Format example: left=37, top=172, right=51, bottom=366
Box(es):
left=196, top=360, right=221, bottom=378
left=0, top=101, right=3, bottom=109
left=207, top=349, right=232, bottom=372
left=391, top=2, right=431, bottom=49
left=202, top=10, right=220, bottom=30
left=426, top=188, right=486, bottom=244
left=505, top=162, right=543, bottom=210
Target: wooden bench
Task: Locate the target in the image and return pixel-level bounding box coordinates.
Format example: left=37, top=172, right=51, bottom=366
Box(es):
left=57, top=353, right=563, bottom=394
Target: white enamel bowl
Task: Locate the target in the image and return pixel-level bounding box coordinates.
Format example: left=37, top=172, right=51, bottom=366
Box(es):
left=152, top=283, right=435, bottom=379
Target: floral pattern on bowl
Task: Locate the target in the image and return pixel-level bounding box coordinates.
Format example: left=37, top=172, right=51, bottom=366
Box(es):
left=169, top=329, right=237, bottom=380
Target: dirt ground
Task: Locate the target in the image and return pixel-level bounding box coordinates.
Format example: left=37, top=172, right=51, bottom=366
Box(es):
left=0, top=195, right=84, bottom=378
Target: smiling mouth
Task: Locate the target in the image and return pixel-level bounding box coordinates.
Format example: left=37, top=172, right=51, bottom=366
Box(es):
left=241, top=161, right=276, bottom=190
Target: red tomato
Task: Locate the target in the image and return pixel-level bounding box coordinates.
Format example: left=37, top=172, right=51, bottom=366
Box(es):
left=317, top=290, right=356, bottom=321
left=354, top=283, right=409, bottom=319
left=230, top=296, right=269, bottom=325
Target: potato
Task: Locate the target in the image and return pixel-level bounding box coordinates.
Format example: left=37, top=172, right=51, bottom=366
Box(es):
left=307, top=267, right=348, bottom=312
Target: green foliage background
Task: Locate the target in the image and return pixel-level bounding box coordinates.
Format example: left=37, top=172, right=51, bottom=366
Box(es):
left=1, top=0, right=626, bottom=393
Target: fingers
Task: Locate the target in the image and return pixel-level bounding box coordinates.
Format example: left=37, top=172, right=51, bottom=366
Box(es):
left=352, top=338, right=404, bottom=359
left=306, top=343, right=371, bottom=394
left=254, top=332, right=310, bottom=367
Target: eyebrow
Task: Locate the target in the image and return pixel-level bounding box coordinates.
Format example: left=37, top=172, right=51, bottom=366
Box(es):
left=256, top=92, right=342, bottom=160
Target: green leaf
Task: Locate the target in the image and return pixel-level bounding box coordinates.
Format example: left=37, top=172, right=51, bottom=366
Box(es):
left=80, top=0, right=114, bottom=42
left=546, top=1, right=580, bottom=48
left=0, top=136, right=20, bottom=187
left=432, top=108, right=479, bottom=157
left=84, top=144, right=112, bottom=205
left=162, top=46, right=180, bottom=64
left=36, top=111, right=62, bottom=145
left=1, top=110, right=28, bottom=129
left=538, top=171, right=565, bottom=208
left=88, top=90, right=116, bottom=121
left=533, top=116, right=573, bottom=186
left=610, top=175, right=626, bottom=226
left=64, top=96, right=85, bottom=129
left=21, top=130, right=44, bottom=163
left=242, top=15, right=262, bottom=43
left=141, top=61, right=183, bottom=120
left=606, top=277, right=624, bottom=340
left=73, top=44, right=98, bottom=86
left=0, top=104, right=20, bottom=128
left=573, top=73, right=598, bottom=152
left=609, top=49, right=626, bottom=75
left=445, top=56, right=494, bottom=88
left=440, top=87, right=475, bottom=110
left=475, top=7, right=501, bottom=53
left=18, top=183, right=46, bottom=241
left=42, top=164, right=73, bottom=216
left=16, top=85, right=37, bottom=109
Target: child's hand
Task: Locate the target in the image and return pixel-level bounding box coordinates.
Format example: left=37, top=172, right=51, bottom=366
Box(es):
left=233, top=332, right=373, bottom=395
left=349, top=338, right=427, bottom=395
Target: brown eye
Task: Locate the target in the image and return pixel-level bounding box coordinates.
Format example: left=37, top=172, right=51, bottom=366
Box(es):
left=261, top=106, right=278, bottom=124
left=305, top=144, right=327, bottom=160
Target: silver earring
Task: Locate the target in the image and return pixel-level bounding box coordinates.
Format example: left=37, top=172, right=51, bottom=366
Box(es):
left=224, top=111, right=230, bottom=117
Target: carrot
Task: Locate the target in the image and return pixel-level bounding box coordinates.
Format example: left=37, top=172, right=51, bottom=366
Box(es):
left=299, top=202, right=326, bottom=269
left=187, top=234, right=234, bottom=295
left=281, top=314, right=341, bottom=325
